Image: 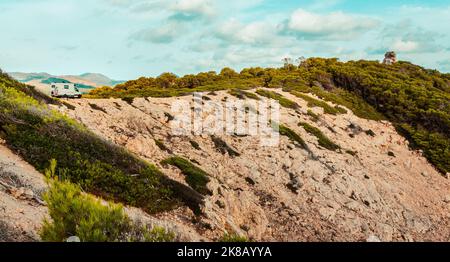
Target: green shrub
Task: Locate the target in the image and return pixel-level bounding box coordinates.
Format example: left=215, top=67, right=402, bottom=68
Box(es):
left=161, top=156, right=211, bottom=195
left=397, top=124, right=449, bottom=173
left=228, top=89, right=260, bottom=100
left=41, top=160, right=175, bottom=242
left=219, top=233, right=249, bottom=242
left=256, top=89, right=299, bottom=109
left=307, top=109, right=320, bottom=122
left=291, top=91, right=344, bottom=115
left=287, top=85, right=382, bottom=120
left=155, top=139, right=171, bottom=153
left=276, top=123, right=307, bottom=149
left=309, top=87, right=382, bottom=120
left=122, top=97, right=134, bottom=105
left=298, top=122, right=340, bottom=151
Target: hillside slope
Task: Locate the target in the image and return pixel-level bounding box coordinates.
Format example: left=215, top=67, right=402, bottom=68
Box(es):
left=57, top=89, right=450, bottom=241
left=0, top=70, right=205, bottom=241
left=88, top=59, right=450, bottom=176
left=0, top=142, right=47, bottom=242
left=2, top=62, right=450, bottom=242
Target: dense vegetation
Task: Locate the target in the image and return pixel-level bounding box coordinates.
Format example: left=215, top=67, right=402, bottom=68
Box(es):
left=42, top=160, right=175, bottom=242
left=87, top=59, right=449, bottom=174
left=290, top=91, right=346, bottom=115
left=0, top=70, right=203, bottom=214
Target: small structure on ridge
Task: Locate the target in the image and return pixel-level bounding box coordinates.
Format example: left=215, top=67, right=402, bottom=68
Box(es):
left=383, top=51, right=397, bottom=65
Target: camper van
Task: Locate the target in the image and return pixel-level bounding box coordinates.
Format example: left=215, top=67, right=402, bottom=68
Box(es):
left=50, top=83, right=82, bottom=98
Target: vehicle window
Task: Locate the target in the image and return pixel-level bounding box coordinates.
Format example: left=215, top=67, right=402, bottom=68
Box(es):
left=64, top=85, right=69, bottom=89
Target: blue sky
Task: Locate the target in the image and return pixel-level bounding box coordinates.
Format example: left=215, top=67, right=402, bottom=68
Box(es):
left=0, top=0, right=449, bottom=80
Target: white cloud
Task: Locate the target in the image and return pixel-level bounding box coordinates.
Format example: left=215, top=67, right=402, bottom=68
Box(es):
left=284, top=9, right=379, bottom=40
left=131, top=22, right=184, bottom=43
left=391, top=40, right=419, bottom=53
left=171, top=0, right=214, bottom=16
left=215, top=19, right=278, bottom=45
left=368, top=20, right=446, bottom=55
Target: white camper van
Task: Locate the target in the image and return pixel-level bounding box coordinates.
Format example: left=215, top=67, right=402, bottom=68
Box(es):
left=50, top=83, right=82, bottom=98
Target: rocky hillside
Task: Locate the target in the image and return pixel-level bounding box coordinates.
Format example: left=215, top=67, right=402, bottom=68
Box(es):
left=0, top=142, right=47, bottom=242
left=2, top=60, right=450, bottom=242
left=54, top=89, right=450, bottom=241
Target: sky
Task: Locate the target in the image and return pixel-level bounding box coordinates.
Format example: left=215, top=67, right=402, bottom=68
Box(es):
left=0, top=0, right=450, bottom=80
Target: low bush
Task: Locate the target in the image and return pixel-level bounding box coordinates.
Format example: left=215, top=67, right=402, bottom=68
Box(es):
left=291, top=91, right=344, bottom=115
left=228, top=89, right=260, bottom=100
left=41, top=160, right=175, bottom=242
left=219, top=233, right=249, bottom=242
left=155, top=139, right=171, bottom=153
left=256, top=89, right=299, bottom=109
left=286, top=85, right=382, bottom=120
left=298, top=122, right=340, bottom=151
left=122, top=97, right=134, bottom=105
left=161, top=157, right=211, bottom=195
left=307, top=109, right=320, bottom=122
left=276, top=123, right=307, bottom=149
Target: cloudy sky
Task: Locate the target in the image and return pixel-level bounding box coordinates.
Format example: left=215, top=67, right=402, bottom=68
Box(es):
left=0, top=0, right=449, bottom=80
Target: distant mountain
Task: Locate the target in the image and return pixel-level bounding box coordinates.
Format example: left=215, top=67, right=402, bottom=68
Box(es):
left=7, top=72, right=124, bottom=88
left=41, top=77, right=71, bottom=84
left=8, top=72, right=52, bottom=82
left=78, top=73, right=125, bottom=87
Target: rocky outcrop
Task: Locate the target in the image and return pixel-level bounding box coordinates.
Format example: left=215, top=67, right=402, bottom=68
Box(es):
left=383, top=51, right=397, bottom=65
left=53, top=89, right=450, bottom=242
